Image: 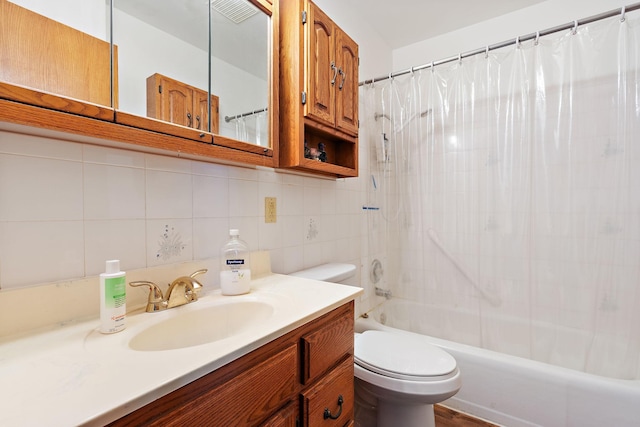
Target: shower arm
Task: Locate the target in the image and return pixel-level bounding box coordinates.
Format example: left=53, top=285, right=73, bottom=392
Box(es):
left=427, top=228, right=502, bottom=307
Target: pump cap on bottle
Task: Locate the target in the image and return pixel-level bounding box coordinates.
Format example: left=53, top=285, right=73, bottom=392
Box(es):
left=230, top=229, right=239, bottom=236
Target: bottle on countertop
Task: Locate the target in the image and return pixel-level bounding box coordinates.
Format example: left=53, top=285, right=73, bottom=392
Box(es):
left=99, top=260, right=126, bottom=334
left=220, top=229, right=251, bottom=295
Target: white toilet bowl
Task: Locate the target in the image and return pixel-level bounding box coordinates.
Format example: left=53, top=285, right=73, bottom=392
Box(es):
left=288, top=263, right=461, bottom=427
left=354, top=330, right=461, bottom=427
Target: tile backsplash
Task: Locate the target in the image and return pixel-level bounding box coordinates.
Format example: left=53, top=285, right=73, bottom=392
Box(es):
left=0, top=130, right=366, bottom=293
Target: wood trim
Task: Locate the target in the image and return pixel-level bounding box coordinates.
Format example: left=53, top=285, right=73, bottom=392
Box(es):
left=434, top=405, right=499, bottom=427
left=0, top=100, right=277, bottom=168
left=0, top=82, right=114, bottom=121
left=116, top=110, right=213, bottom=143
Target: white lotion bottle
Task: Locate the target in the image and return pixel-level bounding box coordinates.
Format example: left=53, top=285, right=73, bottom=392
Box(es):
left=100, top=259, right=126, bottom=334
left=220, top=229, right=251, bottom=295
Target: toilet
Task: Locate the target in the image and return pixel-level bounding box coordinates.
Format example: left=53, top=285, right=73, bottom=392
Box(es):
left=289, top=263, right=461, bottom=427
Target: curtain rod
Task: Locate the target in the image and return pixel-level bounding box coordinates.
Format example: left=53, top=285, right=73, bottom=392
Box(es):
left=360, top=2, right=640, bottom=86
left=225, top=107, right=268, bottom=123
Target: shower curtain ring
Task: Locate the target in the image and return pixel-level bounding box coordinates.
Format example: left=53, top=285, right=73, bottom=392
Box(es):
left=485, top=46, right=489, bottom=58
left=535, top=31, right=540, bottom=46
left=572, top=20, right=578, bottom=35
left=458, top=53, right=462, bottom=64
left=621, top=6, right=626, bottom=22
left=431, top=61, right=435, bottom=73
left=516, top=36, right=521, bottom=49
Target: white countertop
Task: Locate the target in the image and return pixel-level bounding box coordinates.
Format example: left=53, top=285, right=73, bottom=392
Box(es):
left=0, top=274, right=362, bottom=427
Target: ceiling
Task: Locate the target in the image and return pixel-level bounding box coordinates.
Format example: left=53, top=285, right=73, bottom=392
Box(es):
left=340, top=0, right=546, bottom=49
left=114, top=0, right=547, bottom=78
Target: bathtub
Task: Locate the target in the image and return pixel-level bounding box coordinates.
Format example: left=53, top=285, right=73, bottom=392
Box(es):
left=356, top=300, right=640, bottom=427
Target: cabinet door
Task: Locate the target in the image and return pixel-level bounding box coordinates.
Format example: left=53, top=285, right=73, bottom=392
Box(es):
left=306, top=2, right=335, bottom=128
left=194, top=89, right=220, bottom=133
left=147, top=74, right=194, bottom=128
left=335, top=28, right=358, bottom=136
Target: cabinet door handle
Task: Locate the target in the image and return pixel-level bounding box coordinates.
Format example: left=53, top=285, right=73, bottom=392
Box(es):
left=331, top=61, right=338, bottom=86
left=323, top=394, right=344, bottom=420
left=187, top=112, right=192, bottom=127
left=338, top=68, right=346, bottom=90
left=195, top=115, right=201, bottom=129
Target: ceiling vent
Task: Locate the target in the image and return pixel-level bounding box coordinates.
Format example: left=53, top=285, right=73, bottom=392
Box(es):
left=211, top=0, right=259, bottom=24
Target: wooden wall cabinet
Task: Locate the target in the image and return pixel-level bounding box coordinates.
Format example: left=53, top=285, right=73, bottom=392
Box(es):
left=280, top=0, right=359, bottom=178
left=108, top=301, right=355, bottom=427
left=147, top=73, right=220, bottom=134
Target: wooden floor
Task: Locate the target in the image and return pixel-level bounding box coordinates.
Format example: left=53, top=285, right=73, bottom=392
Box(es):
left=435, top=405, right=499, bottom=427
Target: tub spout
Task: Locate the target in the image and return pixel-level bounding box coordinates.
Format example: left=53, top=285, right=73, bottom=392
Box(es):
left=375, top=287, right=392, bottom=299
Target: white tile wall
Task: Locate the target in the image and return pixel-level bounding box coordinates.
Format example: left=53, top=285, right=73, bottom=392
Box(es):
left=0, top=130, right=370, bottom=309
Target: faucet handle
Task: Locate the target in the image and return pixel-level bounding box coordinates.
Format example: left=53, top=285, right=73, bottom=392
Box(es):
left=189, top=269, right=208, bottom=295
left=129, top=280, right=167, bottom=312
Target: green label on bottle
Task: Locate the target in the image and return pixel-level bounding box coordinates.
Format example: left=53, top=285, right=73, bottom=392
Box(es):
left=105, top=276, right=126, bottom=309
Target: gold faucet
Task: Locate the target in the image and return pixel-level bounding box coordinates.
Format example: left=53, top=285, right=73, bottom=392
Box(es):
left=130, top=269, right=208, bottom=312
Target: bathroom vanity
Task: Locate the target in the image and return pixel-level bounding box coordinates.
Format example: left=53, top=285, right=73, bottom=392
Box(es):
left=0, top=273, right=361, bottom=426
left=110, top=301, right=355, bottom=426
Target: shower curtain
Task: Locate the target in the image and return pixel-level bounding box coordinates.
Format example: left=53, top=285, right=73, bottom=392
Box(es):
left=362, top=11, right=640, bottom=380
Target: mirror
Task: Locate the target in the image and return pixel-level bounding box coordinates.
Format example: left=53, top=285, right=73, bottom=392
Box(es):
left=0, top=0, right=112, bottom=108
left=113, top=0, right=271, bottom=148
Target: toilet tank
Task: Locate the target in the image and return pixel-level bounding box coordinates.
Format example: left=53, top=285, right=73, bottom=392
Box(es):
left=289, top=263, right=356, bottom=283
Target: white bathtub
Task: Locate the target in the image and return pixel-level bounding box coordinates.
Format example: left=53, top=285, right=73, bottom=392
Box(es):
left=356, top=300, right=640, bottom=427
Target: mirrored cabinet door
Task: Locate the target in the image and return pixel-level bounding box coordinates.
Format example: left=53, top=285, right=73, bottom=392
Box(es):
left=0, top=0, right=113, bottom=113
left=112, top=0, right=273, bottom=151
left=112, top=0, right=211, bottom=134
left=211, top=0, right=270, bottom=148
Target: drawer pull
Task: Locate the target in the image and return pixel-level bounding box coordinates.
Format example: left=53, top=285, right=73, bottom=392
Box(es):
left=323, top=394, right=344, bottom=420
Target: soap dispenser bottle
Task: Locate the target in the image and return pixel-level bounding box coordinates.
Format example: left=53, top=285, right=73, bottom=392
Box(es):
left=99, top=259, right=126, bottom=334
left=220, top=229, right=251, bottom=295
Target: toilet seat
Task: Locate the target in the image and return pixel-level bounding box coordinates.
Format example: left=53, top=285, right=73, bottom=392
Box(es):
left=355, top=330, right=457, bottom=381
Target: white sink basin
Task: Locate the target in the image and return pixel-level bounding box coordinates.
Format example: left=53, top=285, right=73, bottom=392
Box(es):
left=128, top=300, right=274, bottom=351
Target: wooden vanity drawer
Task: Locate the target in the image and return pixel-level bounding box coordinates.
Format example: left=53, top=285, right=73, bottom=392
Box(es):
left=301, top=356, right=354, bottom=427
left=301, top=305, right=354, bottom=384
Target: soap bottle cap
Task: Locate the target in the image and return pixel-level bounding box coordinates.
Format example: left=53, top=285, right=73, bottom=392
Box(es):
left=105, top=259, right=120, bottom=274
left=230, top=229, right=239, bottom=236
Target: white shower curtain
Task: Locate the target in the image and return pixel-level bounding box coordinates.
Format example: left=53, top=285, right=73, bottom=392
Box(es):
left=362, top=11, right=640, bottom=379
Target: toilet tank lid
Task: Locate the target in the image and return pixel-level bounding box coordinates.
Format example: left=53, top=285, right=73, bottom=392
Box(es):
left=289, top=263, right=356, bottom=283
